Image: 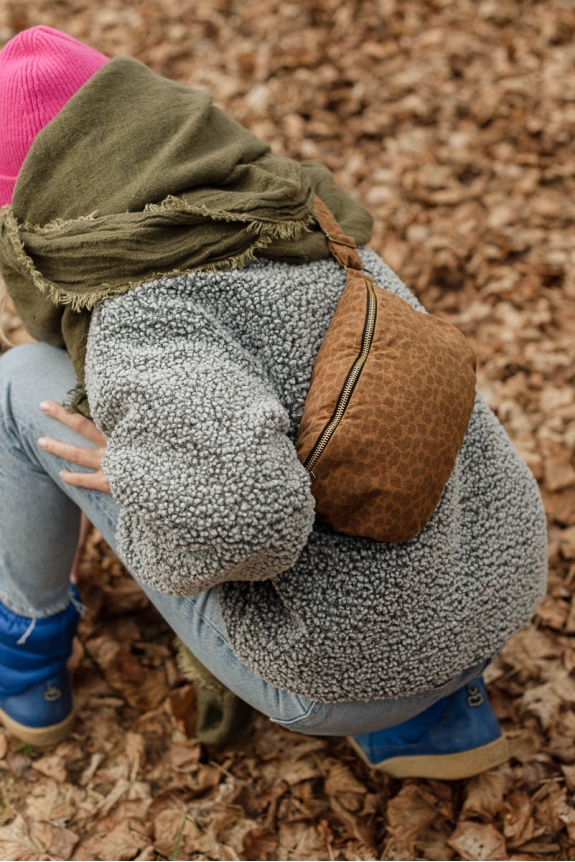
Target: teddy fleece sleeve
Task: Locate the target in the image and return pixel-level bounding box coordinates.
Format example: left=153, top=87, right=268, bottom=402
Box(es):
left=84, top=288, right=316, bottom=597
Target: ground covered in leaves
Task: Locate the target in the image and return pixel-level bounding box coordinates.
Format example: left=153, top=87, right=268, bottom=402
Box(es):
left=1, top=0, right=575, bottom=859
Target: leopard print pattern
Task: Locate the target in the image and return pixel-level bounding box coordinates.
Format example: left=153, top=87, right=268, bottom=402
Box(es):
left=296, top=269, right=477, bottom=543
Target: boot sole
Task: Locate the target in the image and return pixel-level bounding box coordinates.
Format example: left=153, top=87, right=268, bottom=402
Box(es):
left=0, top=706, right=75, bottom=747
left=348, top=733, right=509, bottom=780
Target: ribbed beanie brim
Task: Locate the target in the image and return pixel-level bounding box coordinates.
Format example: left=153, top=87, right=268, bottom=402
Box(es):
left=0, top=26, right=109, bottom=207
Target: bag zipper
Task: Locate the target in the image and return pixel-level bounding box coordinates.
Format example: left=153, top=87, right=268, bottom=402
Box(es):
left=304, top=276, right=378, bottom=476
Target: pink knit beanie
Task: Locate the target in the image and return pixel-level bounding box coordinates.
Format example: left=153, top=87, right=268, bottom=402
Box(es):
left=0, top=26, right=109, bottom=206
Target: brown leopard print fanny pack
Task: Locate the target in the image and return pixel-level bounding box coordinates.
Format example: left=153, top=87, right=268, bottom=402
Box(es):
left=295, top=196, right=477, bottom=543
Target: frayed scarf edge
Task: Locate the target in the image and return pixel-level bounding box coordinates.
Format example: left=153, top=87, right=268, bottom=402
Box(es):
left=0, top=199, right=317, bottom=312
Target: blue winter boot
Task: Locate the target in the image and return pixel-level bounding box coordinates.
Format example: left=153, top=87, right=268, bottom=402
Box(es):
left=349, top=677, right=509, bottom=780
left=0, top=587, right=81, bottom=746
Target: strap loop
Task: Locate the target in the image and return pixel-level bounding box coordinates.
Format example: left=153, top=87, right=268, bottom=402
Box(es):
left=313, top=194, right=364, bottom=272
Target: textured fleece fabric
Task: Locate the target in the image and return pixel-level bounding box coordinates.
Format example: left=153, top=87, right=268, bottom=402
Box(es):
left=85, top=247, right=548, bottom=702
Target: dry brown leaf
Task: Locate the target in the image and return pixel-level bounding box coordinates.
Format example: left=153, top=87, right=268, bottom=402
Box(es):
left=462, top=771, right=509, bottom=821
left=124, top=731, right=146, bottom=775
left=242, top=826, right=278, bottom=861
left=540, top=487, right=575, bottom=527
left=324, top=761, right=367, bottom=812
left=79, top=753, right=105, bottom=787
left=561, top=764, right=575, bottom=792
left=165, top=684, right=197, bottom=737
left=152, top=808, right=201, bottom=860
left=387, top=784, right=439, bottom=844
left=533, top=788, right=565, bottom=837
left=97, top=819, right=150, bottom=861
left=0, top=814, right=47, bottom=862
left=552, top=789, right=575, bottom=842
left=328, top=793, right=375, bottom=850
left=565, top=598, right=575, bottom=635
left=544, top=455, right=575, bottom=492
left=277, top=820, right=328, bottom=861
left=98, top=777, right=131, bottom=817
left=70, top=835, right=104, bottom=861
left=25, top=779, right=85, bottom=825
left=536, top=595, right=570, bottom=631
left=166, top=741, right=202, bottom=771
left=7, top=751, right=33, bottom=778
left=209, top=809, right=262, bottom=859
left=277, top=756, right=319, bottom=786
left=133, top=848, right=157, bottom=861
left=85, top=636, right=168, bottom=710
left=97, top=798, right=153, bottom=832
left=448, top=821, right=508, bottom=861
left=416, top=823, right=457, bottom=862
left=507, top=729, right=543, bottom=764
left=503, top=791, right=535, bottom=847
left=559, top=525, right=575, bottom=560
left=32, top=754, right=67, bottom=783
left=29, top=822, right=79, bottom=861
left=521, top=672, right=575, bottom=730
left=190, top=764, right=223, bottom=796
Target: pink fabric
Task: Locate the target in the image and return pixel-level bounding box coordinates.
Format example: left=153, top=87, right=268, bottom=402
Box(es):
left=0, top=26, right=108, bottom=206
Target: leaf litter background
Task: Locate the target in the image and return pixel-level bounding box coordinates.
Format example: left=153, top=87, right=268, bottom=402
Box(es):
left=0, top=0, right=575, bottom=859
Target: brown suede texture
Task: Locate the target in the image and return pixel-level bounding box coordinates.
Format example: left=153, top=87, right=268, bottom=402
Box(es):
left=296, top=197, right=477, bottom=543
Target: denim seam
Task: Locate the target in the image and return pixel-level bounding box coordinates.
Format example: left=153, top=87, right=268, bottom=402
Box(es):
left=185, top=594, right=228, bottom=643
left=181, top=590, right=327, bottom=723
left=270, top=697, right=317, bottom=725
left=179, top=594, right=320, bottom=725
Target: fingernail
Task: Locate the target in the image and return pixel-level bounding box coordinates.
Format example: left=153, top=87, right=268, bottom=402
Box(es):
left=38, top=437, right=47, bottom=448
left=39, top=401, right=51, bottom=412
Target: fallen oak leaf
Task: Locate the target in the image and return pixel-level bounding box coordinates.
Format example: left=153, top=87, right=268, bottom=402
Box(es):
left=96, top=798, right=153, bottom=832
left=242, top=826, right=278, bottom=861
left=32, top=754, right=67, bottom=783
left=503, top=791, right=535, bottom=847
left=25, top=778, right=86, bottom=825
left=387, top=784, right=440, bottom=844
left=277, top=821, right=327, bottom=861
left=97, top=777, right=131, bottom=817
left=277, top=756, right=318, bottom=786
left=166, top=741, right=202, bottom=772
left=521, top=672, right=575, bottom=730
left=97, top=819, right=150, bottom=862
left=553, top=789, right=575, bottom=842
left=29, top=822, right=79, bottom=861
left=561, top=764, right=575, bottom=792
left=0, top=814, right=46, bottom=862
left=152, top=808, right=201, bottom=860
left=448, top=821, right=507, bottom=861
left=324, top=761, right=367, bottom=812
left=84, top=636, right=168, bottom=710
left=462, top=770, right=510, bottom=822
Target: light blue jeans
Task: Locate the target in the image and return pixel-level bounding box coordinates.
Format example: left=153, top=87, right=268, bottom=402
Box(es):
left=0, top=343, right=488, bottom=736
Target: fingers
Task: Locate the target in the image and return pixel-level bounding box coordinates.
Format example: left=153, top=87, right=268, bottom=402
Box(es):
left=39, top=399, right=107, bottom=447
left=38, top=436, right=102, bottom=470
left=37, top=399, right=112, bottom=495
left=60, top=469, right=111, bottom=495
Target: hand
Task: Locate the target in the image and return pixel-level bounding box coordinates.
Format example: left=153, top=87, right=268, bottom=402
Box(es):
left=37, top=400, right=112, bottom=495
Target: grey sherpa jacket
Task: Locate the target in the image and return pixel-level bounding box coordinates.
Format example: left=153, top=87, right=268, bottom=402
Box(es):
left=85, top=247, right=548, bottom=702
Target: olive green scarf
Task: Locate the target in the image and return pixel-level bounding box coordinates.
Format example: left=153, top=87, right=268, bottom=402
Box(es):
left=0, top=56, right=372, bottom=414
